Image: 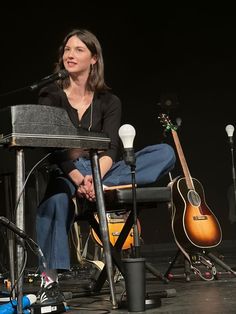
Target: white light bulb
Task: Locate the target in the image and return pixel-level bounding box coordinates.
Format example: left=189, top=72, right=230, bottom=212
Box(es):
left=225, top=124, right=235, bottom=137
left=118, top=124, right=136, bottom=148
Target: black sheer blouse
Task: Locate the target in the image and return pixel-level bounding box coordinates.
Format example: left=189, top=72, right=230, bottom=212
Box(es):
left=38, top=83, right=122, bottom=175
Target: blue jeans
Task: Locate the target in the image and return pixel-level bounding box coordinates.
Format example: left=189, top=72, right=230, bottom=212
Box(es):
left=36, top=143, right=175, bottom=270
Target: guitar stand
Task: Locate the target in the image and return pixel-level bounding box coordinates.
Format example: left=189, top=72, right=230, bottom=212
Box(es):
left=164, top=248, right=236, bottom=282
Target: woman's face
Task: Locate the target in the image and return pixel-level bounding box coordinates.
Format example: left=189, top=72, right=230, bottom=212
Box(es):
left=63, top=35, right=97, bottom=75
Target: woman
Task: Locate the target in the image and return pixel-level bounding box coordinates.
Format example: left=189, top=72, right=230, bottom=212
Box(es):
left=35, top=28, right=176, bottom=304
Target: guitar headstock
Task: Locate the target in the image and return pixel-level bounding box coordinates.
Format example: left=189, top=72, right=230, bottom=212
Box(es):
left=158, top=113, right=177, bottom=131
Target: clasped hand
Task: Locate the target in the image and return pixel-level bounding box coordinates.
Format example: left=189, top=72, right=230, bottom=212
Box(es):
left=76, top=175, right=96, bottom=201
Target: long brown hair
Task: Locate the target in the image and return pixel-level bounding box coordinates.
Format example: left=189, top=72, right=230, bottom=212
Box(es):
left=55, top=28, right=109, bottom=91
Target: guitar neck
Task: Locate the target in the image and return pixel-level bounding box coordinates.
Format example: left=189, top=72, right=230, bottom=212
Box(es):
left=171, top=129, right=194, bottom=190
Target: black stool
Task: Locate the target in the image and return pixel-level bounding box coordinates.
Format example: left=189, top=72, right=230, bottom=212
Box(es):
left=75, top=185, right=172, bottom=293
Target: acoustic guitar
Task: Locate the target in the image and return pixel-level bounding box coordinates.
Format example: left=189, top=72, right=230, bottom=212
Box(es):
left=91, top=212, right=141, bottom=250
left=158, top=114, right=222, bottom=250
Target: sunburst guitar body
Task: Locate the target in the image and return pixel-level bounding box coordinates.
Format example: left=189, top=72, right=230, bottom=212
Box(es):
left=170, top=177, right=222, bottom=249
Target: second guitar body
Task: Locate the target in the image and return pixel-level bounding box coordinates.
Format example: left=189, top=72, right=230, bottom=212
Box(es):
left=170, top=176, right=222, bottom=250
left=91, top=212, right=141, bottom=250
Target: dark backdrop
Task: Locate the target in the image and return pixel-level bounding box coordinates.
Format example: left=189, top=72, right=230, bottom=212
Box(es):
left=1, top=3, right=236, bottom=249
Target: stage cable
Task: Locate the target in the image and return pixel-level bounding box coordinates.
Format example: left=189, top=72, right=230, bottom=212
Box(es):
left=13, top=152, right=52, bottom=219
left=9, top=242, right=28, bottom=308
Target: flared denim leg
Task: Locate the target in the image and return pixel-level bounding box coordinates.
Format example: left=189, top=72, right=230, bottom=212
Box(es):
left=73, top=143, right=176, bottom=186
left=36, top=176, right=76, bottom=270
left=103, top=143, right=176, bottom=186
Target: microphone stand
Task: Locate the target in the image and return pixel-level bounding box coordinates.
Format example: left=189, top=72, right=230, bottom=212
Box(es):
left=0, top=216, right=47, bottom=314
left=122, top=148, right=140, bottom=257
left=229, top=143, right=236, bottom=213
left=122, top=149, right=164, bottom=311
left=225, top=125, right=236, bottom=217
left=118, top=125, right=165, bottom=311
left=130, top=163, right=141, bottom=258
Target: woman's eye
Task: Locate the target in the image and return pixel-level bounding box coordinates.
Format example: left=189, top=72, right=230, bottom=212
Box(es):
left=76, top=48, right=83, bottom=52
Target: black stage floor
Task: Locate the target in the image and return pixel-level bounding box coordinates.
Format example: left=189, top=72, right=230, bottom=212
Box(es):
left=1, top=240, right=236, bottom=313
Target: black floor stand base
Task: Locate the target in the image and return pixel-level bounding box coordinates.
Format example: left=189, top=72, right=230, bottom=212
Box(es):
left=88, top=259, right=173, bottom=311
left=164, top=248, right=236, bottom=282
left=118, top=288, right=177, bottom=310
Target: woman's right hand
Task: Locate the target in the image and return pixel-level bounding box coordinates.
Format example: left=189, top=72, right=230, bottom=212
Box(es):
left=77, top=175, right=96, bottom=201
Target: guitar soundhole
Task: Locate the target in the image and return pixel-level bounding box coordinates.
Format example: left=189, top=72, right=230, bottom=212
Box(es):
left=188, top=190, right=201, bottom=206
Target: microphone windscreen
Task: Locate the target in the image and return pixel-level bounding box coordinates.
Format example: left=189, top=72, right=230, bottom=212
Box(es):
left=58, top=69, right=69, bottom=79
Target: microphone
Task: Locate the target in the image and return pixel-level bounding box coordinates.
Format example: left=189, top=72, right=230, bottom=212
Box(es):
left=0, top=216, right=30, bottom=240
left=225, top=124, right=235, bottom=148
left=29, top=69, right=69, bottom=91
left=118, top=124, right=136, bottom=166
left=0, top=216, right=47, bottom=270
left=0, top=294, right=36, bottom=313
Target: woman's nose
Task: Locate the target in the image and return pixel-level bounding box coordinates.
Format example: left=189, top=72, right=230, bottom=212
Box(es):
left=68, top=52, right=74, bottom=58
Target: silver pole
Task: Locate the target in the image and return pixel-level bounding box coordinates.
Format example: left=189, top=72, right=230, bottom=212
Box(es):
left=15, top=149, right=25, bottom=314
left=90, top=150, right=117, bottom=309
left=4, top=174, right=16, bottom=298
